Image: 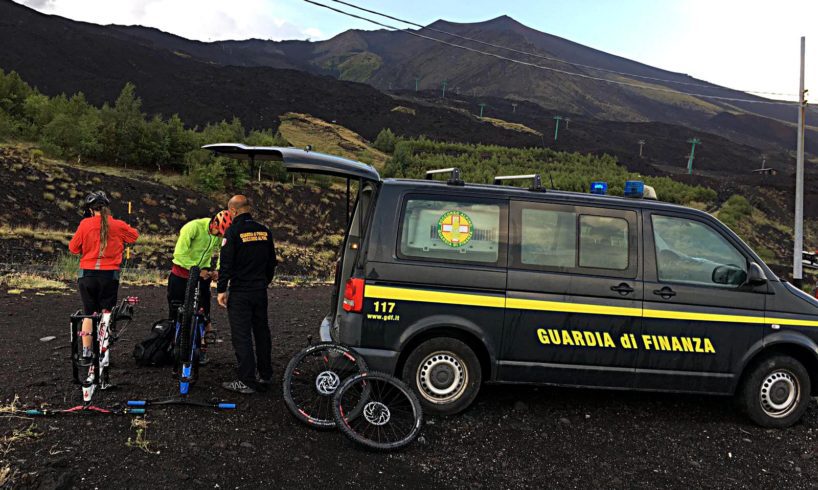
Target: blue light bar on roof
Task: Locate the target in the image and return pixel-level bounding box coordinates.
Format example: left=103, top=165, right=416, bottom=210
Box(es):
left=624, top=180, right=645, bottom=198
left=590, top=181, right=608, bottom=195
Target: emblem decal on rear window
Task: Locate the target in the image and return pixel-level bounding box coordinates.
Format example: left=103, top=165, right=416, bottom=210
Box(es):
left=437, top=211, right=473, bottom=247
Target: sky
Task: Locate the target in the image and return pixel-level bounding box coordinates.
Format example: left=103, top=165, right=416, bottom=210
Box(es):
left=15, top=0, right=817, bottom=100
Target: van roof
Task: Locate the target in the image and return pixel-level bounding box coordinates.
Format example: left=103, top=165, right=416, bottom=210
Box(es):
left=381, top=177, right=706, bottom=216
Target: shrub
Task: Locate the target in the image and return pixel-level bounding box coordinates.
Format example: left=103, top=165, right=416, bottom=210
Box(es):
left=57, top=200, right=75, bottom=211
left=42, top=192, right=55, bottom=201
left=718, top=195, right=753, bottom=231
left=373, top=128, right=397, bottom=153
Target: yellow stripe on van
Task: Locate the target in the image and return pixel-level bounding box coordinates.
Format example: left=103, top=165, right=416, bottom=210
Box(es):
left=364, top=284, right=818, bottom=327
left=766, top=316, right=818, bottom=328
left=365, top=285, right=505, bottom=308
left=506, top=298, right=642, bottom=318
left=641, top=308, right=766, bottom=325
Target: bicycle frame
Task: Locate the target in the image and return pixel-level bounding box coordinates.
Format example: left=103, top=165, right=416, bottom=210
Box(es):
left=71, top=297, right=138, bottom=403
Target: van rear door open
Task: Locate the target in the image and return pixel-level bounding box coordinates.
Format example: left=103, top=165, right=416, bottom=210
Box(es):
left=202, top=144, right=381, bottom=182
left=203, top=144, right=381, bottom=338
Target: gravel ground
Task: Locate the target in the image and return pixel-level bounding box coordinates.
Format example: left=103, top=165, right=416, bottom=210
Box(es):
left=1, top=285, right=817, bottom=489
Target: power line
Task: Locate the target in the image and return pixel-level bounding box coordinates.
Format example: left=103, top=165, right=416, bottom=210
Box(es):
left=303, top=0, right=801, bottom=106
left=328, top=0, right=798, bottom=99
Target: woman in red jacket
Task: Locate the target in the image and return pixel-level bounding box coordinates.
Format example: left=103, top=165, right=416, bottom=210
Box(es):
left=69, top=191, right=139, bottom=363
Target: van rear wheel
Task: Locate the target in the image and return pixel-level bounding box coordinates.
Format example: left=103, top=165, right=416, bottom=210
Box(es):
left=739, top=355, right=811, bottom=428
left=402, top=337, right=481, bottom=415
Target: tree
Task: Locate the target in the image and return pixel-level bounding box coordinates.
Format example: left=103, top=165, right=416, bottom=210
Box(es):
left=135, top=115, right=171, bottom=171
left=0, top=70, right=34, bottom=117
left=110, top=83, right=146, bottom=166
left=166, top=114, right=197, bottom=172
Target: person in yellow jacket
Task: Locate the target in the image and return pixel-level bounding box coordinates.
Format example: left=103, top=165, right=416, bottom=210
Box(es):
left=167, top=210, right=232, bottom=363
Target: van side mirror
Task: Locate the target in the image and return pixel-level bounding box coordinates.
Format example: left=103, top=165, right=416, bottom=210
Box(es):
left=712, top=265, right=747, bottom=285
left=746, top=262, right=767, bottom=286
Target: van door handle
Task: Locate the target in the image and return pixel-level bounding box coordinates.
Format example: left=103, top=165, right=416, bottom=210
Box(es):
left=653, top=287, right=676, bottom=299
left=610, top=283, right=634, bottom=295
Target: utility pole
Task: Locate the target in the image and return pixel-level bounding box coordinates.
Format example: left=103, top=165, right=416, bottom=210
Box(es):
left=794, top=36, right=807, bottom=287
left=686, top=138, right=701, bottom=174
left=553, top=115, right=563, bottom=141
left=511, top=103, right=518, bottom=114
left=638, top=140, right=646, bottom=158
left=442, top=80, right=447, bottom=99
left=478, top=103, right=487, bottom=118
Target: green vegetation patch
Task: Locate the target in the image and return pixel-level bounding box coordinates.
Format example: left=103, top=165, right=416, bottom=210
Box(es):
left=0, top=273, right=67, bottom=291
left=480, top=117, right=541, bottom=136
left=385, top=138, right=716, bottom=205
left=391, top=106, right=416, bottom=116
left=335, top=52, right=383, bottom=82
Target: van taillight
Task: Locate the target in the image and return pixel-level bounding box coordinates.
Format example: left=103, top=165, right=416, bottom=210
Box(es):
left=343, top=277, right=365, bottom=312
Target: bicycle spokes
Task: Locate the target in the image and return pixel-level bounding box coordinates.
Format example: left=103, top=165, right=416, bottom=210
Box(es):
left=334, top=373, right=423, bottom=451
left=283, top=343, right=368, bottom=429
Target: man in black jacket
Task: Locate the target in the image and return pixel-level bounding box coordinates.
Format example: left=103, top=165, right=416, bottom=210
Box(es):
left=217, top=195, right=276, bottom=394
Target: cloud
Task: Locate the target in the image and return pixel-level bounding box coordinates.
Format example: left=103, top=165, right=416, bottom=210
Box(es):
left=14, top=0, right=324, bottom=41
left=18, top=0, right=55, bottom=9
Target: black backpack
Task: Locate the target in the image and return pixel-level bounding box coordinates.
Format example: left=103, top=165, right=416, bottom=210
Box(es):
left=132, top=319, right=176, bottom=367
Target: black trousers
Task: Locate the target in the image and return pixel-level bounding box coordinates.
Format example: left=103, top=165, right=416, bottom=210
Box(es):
left=167, top=273, right=212, bottom=320
left=227, top=289, right=272, bottom=386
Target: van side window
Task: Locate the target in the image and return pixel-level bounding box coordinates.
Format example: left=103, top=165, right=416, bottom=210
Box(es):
left=400, top=199, right=501, bottom=264
left=579, top=215, right=629, bottom=270
left=521, top=208, right=576, bottom=268
left=652, top=215, right=747, bottom=287
left=513, top=201, right=637, bottom=277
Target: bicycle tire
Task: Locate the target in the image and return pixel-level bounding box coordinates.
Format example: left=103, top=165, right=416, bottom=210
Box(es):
left=282, top=342, right=368, bottom=429
left=333, top=372, right=423, bottom=452
left=178, top=267, right=199, bottom=366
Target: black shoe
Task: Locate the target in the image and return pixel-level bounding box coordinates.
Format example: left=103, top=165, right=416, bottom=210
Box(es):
left=255, top=376, right=273, bottom=392
left=222, top=380, right=255, bottom=394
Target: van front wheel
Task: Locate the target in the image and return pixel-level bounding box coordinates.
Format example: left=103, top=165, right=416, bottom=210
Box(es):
left=740, top=355, right=811, bottom=428
left=402, top=337, right=481, bottom=415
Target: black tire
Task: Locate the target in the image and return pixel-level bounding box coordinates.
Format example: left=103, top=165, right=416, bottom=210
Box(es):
left=282, top=342, right=368, bottom=429
left=402, top=337, right=481, bottom=415
left=739, top=354, right=812, bottom=428
left=333, top=372, right=423, bottom=452
left=177, top=267, right=199, bottom=367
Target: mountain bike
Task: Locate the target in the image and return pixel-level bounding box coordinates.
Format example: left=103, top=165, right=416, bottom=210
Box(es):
left=71, top=296, right=138, bottom=403
left=128, top=267, right=235, bottom=410
left=283, top=342, right=368, bottom=428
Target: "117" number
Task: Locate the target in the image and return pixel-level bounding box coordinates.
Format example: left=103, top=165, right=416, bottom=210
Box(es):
left=373, top=301, right=395, bottom=313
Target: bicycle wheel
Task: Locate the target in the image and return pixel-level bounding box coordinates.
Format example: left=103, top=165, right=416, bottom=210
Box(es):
left=283, top=342, right=368, bottom=429
left=333, top=372, right=423, bottom=452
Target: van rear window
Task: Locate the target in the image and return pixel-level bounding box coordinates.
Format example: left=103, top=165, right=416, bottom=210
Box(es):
left=400, top=199, right=501, bottom=264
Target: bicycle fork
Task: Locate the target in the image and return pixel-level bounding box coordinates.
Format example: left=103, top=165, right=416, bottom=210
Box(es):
left=180, top=318, right=207, bottom=395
